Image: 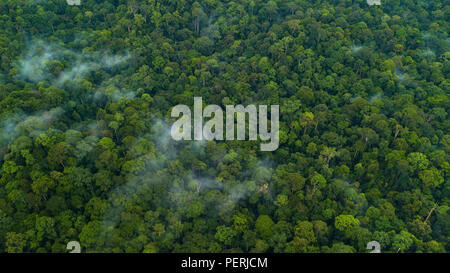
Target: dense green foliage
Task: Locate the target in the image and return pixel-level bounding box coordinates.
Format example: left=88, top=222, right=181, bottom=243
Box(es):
left=0, top=0, right=448, bottom=253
